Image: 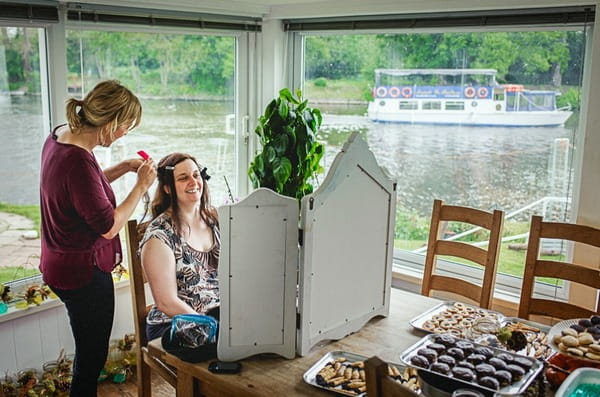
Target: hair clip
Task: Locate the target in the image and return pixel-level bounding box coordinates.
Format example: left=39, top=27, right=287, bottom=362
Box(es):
left=200, top=167, right=211, bottom=181
left=165, top=166, right=175, bottom=171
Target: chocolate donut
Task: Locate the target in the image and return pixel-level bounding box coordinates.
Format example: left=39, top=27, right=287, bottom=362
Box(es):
left=457, top=360, right=475, bottom=370
left=455, top=341, right=475, bottom=355
left=410, top=354, right=430, bottom=368
left=479, top=376, right=500, bottom=390
left=417, top=348, right=438, bottom=363
left=427, top=342, right=447, bottom=354
left=512, top=356, right=533, bottom=371
left=475, top=363, right=496, bottom=377
left=446, top=347, right=465, bottom=361
left=506, top=364, right=525, bottom=380
left=438, top=354, right=456, bottom=367
left=496, top=353, right=514, bottom=363
left=452, top=366, right=476, bottom=382
left=473, top=346, right=494, bottom=359
left=431, top=362, right=451, bottom=375
left=435, top=334, right=458, bottom=347
left=466, top=353, right=486, bottom=365
left=488, top=357, right=507, bottom=371
left=494, top=370, right=513, bottom=386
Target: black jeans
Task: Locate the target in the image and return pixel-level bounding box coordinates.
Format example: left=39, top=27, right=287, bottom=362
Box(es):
left=51, top=267, right=114, bottom=397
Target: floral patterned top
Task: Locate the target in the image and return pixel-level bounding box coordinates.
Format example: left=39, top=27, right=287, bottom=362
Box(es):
left=140, top=212, right=220, bottom=326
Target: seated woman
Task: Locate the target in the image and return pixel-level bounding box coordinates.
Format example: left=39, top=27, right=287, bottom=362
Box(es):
left=139, top=152, right=220, bottom=340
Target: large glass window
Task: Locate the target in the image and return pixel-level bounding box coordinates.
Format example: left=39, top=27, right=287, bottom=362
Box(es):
left=0, top=26, right=47, bottom=284
left=303, top=28, right=586, bottom=297
left=66, top=29, right=237, bottom=209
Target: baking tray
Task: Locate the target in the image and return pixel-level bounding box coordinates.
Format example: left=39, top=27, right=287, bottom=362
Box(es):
left=409, top=301, right=505, bottom=338
left=399, top=333, right=544, bottom=396
left=303, top=350, right=417, bottom=397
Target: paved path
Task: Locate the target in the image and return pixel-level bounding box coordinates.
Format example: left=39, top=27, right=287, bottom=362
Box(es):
left=0, top=212, right=40, bottom=271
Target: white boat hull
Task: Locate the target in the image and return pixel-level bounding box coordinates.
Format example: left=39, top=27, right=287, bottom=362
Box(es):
left=367, top=101, right=572, bottom=127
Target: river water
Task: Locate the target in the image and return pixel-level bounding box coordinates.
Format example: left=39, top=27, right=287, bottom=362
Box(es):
left=0, top=96, right=574, bottom=222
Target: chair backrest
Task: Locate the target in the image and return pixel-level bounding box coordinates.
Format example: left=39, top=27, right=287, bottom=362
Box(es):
left=365, top=356, right=420, bottom=397
left=125, top=219, right=151, bottom=349
left=518, top=215, right=600, bottom=320
left=421, top=199, right=505, bottom=309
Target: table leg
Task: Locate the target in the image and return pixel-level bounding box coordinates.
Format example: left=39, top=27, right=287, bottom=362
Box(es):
left=176, top=371, right=195, bottom=397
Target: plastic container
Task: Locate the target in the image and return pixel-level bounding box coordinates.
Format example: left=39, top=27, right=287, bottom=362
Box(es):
left=555, top=367, right=600, bottom=397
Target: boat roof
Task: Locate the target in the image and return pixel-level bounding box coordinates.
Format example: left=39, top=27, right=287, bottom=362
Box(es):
left=374, top=68, right=498, bottom=76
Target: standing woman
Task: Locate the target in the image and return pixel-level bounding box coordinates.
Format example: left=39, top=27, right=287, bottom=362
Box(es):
left=140, top=153, right=220, bottom=341
left=39, top=80, right=156, bottom=397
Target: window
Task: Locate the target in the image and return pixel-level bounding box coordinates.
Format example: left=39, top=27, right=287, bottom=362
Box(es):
left=301, top=23, right=587, bottom=299
left=66, top=28, right=237, bottom=209
left=399, top=101, right=418, bottom=110
left=444, top=101, right=465, bottom=111
left=0, top=25, right=49, bottom=284
left=422, top=101, right=441, bottom=110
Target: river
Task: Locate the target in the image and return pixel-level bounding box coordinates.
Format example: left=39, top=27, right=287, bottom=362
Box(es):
left=0, top=96, right=574, bottom=222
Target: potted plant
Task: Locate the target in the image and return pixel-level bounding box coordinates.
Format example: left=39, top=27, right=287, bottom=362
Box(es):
left=248, top=88, right=325, bottom=200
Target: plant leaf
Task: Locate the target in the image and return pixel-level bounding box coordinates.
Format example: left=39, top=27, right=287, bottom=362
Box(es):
left=273, top=157, right=292, bottom=192
left=278, top=100, right=289, bottom=120
left=265, top=145, right=277, bottom=163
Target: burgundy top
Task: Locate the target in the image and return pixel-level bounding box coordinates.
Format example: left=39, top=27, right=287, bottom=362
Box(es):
left=39, top=126, right=122, bottom=289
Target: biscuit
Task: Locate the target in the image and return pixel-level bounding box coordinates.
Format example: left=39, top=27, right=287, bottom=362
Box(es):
left=562, top=328, right=578, bottom=337
left=567, top=347, right=584, bottom=357
left=585, top=352, right=600, bottom=361
left=588, top=343, right=600, bottom=352
left=561, top=335, right=579, bottom=347
left=578, top=333, right=594, bottom=345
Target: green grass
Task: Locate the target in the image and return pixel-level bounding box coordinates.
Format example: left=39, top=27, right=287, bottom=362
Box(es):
left=394, top=238, right=563, bottom=285
left=305, top=78, right=369, bottom=101
left=0, top=266, right=40, bottom=285
left=0, top=202, right=41, bottom=235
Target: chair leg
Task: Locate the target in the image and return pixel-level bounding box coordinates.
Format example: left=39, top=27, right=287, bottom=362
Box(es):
left=138, top=359, right=152, bottom=397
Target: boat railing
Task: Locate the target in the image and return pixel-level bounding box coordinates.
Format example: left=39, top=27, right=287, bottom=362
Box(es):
left=411, top=196, right=570, bottom=253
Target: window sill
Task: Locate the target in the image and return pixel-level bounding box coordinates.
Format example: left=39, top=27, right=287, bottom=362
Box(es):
left=0, top=278, right=130, bottom=325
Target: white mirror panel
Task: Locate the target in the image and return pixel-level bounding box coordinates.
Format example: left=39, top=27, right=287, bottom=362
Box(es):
left=298, top=132, right=397, bottom=356
left=217, top=188, right=298, bottom=360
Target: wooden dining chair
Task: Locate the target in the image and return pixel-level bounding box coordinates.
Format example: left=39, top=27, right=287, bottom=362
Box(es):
left=421, top=199, right=504, bottom=309
left=125, top=219, right=177, bottom=397
left=365, top=356, right=420, bottom=397
left=518, top=215, right=600, bottom=320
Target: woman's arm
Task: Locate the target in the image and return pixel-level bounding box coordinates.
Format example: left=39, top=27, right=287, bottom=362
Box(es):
left=141, top=238, right=197, bottom=317
left=101, top=159, right=156, bottom=240
left=103, top=159, right=143, bottom=183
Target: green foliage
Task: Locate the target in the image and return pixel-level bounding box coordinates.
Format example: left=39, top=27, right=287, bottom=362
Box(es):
left=0, top=203, right=40, bottom=235
left=314, top=77, right=327, bottom=87
left=248, top=88, right=325, bottom=200
left=556, top=87, right=581, bottom=110
left=394, top=207, right=430, bottom=241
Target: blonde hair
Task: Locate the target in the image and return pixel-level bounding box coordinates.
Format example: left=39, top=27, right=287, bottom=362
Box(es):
left=65, top=80, right=142, bottom=142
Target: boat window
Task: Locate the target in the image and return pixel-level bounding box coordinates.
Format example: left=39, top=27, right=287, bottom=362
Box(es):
left=399, top=101, right=418, bottom=110
left=300, top=22, right=587, bottom=299
left=422, top=101, right=442, bottom=110
left=445, top=101, right=465, bottom=111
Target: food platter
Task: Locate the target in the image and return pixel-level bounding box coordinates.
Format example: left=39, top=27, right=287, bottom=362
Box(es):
left=399, top=333, right=544, bottom=396
left=409, top=301, right=504, bottom=338
left=303, top=350, right=419, bottom=396
left=547, top=318, right=600, bottom=363
left=499, top=317, right=552, bottom=359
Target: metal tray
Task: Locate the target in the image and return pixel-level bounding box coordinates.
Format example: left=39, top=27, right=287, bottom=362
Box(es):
left=409, top=301, right=505, bottom=338
left=303, top=350, right=414, bottom=397
left=399, top=333, right=544, bottom=396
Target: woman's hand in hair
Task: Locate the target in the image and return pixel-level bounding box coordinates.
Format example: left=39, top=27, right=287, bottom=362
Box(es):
left=136, top=159, right=157, bottom=191
left=127, top=158, right=144, bottom=173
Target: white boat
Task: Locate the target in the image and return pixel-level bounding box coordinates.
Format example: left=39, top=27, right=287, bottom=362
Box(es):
left=367, top=69, right=573, bottom=127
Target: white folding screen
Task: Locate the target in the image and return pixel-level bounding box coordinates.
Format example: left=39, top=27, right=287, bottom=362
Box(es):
left=217, top=189, right=298, bottom=360
left=297, top=132, right=396, bottom=356
left=217, top=133, right=396, bottom=360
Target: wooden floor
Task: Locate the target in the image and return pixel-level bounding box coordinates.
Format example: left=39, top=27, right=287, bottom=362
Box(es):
left=97, top=375, right=174, bottom=397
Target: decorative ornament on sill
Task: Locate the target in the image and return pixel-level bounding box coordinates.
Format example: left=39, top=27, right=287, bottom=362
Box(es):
left=112, top=264, right=129, bottom=281
left=0, top=283, right=12, bottom=314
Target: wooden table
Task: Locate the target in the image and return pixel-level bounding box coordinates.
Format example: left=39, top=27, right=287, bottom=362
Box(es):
left=156, top=288, right=442, bottom=397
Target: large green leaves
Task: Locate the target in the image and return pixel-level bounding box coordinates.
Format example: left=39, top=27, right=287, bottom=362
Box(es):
left=248, top=88, right=325, bottom=200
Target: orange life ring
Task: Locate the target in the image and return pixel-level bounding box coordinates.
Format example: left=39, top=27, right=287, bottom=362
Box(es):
left=401, top=86, right=413, bottom=98
left=389, top=86, right=401, bottom=98
left=464, top=87, right=476, bottom=98
left=376, top=86, right=388, bottom=98
left=477, top=87, right=489, bottom=98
